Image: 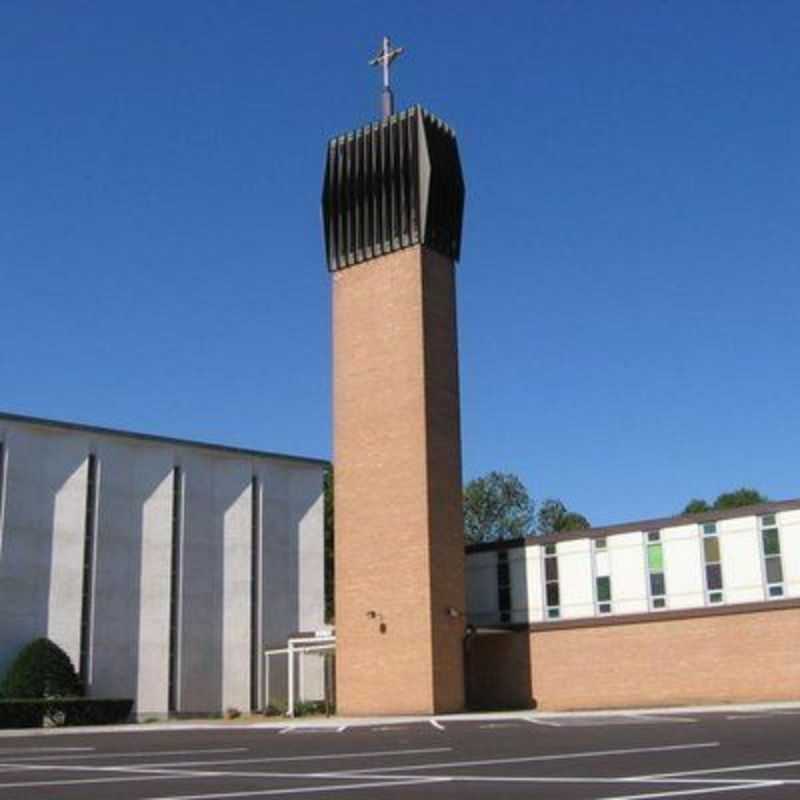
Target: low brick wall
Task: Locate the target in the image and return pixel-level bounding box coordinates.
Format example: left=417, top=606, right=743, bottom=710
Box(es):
left=468, top=602, right=800, bottom=711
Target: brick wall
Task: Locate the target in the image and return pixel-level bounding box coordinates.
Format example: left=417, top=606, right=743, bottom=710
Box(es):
left=333, top=246, right=466, bottom=715
left=468, top=604, right=800, bottom=711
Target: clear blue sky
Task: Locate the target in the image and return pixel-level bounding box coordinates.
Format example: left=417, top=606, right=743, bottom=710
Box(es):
left=2, top=1, right=798, bottom=525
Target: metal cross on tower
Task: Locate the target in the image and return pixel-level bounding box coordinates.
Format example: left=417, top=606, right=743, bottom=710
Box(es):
left=369, top=36, right=404, bottom=119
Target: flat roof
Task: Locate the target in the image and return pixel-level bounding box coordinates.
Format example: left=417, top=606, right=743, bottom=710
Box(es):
left=0, top=410, right=329, bottom=468
left=466, top=497, right=800, bottom=554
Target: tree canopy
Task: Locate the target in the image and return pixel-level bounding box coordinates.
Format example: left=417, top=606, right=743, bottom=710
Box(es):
left=463, top=473, right=591, bottom=542
left=463, top=471, right=534, bottom=544
left=681, top=487, right=768, bottom=515
left=537, top=499, right=591, bottom=534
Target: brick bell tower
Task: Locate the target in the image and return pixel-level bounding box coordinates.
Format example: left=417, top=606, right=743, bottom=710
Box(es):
left=321, top=39, right=467, bottom=715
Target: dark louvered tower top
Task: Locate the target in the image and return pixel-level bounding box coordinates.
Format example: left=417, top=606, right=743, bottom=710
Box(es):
left=321, top=105, right=465, bottom=272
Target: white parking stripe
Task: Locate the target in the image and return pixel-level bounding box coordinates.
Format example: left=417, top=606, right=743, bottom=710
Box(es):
left=106, top=746, right=453, bottom=772
left=0, top=746, right=455, bottom=790
left=430, top=720, right=444, bottom=730
left=143, top=777, right=452, bottom=799
left=338, top=741, right=721, bottom=775
left=0, top=747, right=248, bottom=763
left=602, top=782, right=780, bottom=799
left=525, top=717, right=561, bottom=727
left=636, top=758, right=800, bottom=780
left=0, top=747, right=95, bottom=755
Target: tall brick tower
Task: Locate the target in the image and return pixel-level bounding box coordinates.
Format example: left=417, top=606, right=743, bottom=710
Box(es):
left=322, top=86, right=467, bottom=714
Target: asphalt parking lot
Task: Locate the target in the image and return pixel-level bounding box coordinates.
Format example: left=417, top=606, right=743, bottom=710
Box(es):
left=0, top=708, right=798, bottom=799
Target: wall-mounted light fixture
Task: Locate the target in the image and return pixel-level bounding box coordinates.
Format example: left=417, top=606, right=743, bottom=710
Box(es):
left=366, top=609, right=387, bottom=634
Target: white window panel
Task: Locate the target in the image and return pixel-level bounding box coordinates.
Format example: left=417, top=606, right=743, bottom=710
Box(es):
left=516, top=545, right=543, bottom=623
left=778, top=512, right=800, bottom=598
left=718, top=518, right=763, bottom=604
left=557, top=539, right=594, bottom=619
left=608, top=532, right=648, bottom=614
left=595, top=549, right=611, bottom=577
left=661, top=524, right=705, bottom=610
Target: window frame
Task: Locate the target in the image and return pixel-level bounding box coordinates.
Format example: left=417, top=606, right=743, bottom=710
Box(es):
left=645, top=531, right=667, bottom=610
left=759, top=514, right=784, bottom=599
left=701, top=522, right=724, bottom=605
left=543, top=544, right=560, bottom=619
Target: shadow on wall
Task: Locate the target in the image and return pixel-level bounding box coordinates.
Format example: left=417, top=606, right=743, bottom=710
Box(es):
left=464, top=548, right=535, bottom=710
left=465, top=629, right=534, bottom=711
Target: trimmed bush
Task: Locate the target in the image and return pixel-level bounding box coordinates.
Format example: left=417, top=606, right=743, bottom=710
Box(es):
left=0, top=699, right=133, bottom=729
left=0, top=638, right=83, bottom=699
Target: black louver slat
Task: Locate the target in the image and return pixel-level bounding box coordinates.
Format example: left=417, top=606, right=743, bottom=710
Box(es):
left=322, top=106, right=465, bottom=272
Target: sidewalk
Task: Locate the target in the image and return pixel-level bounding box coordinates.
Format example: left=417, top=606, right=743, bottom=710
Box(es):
left=2, top=699, right=800, bottom=738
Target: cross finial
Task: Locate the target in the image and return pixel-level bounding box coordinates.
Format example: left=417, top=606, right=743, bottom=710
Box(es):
left=369, top=36, right=404, bottom=119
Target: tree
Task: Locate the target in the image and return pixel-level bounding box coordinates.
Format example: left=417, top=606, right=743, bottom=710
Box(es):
left=323, top=467, right=334, bottom=623
left=713, top=487, right=768, bottom=510
left=463, top=472, right=534, bottom=544
left=537, top=498, right=591, bottom=534
left=682, top=498, right=711, bottom=514
left=681, top=487, right=768, bottom=516
left=0, top=638, right=83, bottom=699
left=559, top=512, right=591, bottom=532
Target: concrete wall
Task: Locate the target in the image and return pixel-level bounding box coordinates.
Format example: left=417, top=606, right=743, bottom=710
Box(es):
left=0, top=415, right=325, bottom=717
left=466, top=506, right=800, bottom=626
left=468, top=602, right=800, bottom=711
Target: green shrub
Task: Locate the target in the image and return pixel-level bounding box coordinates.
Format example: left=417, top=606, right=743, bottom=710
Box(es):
left=0, top=699, right=133, bottom=729
left=294, top=700, right=328, bottom=717
left=0, top=638, right=83, bottom=699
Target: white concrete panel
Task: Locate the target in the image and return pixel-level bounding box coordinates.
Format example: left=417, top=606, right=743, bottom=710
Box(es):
left=222, top=478, right=253, bottom=713
left=294, top=464, right=325, bottom=703
left=90, top=438, right=173, bottom=713
left=718, top=516, right=764, bottom=604
left=557, top=539, right=594, bottom=619
left=779, top=513, right=800, bottom=598
left=608, top=532, right=648, bottom=615
left=179, top=449, right=250, bottom=714
left=135, top=462, right=174, bottom=714
left=47, top=457, right=89, bottom=666
left=258, top=459, right=321, bottom=705
left=523, top=545, right=544, bottom=623
left=293, top=465, right=325, bottom=634
left=0, top=424, right=88, bottom=674
left=662, top=524, right=705, bottom=610
left=466, top=551, right=497, bottom=625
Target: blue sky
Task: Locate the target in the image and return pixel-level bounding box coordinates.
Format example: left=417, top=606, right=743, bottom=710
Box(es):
left=2, top=1, right=798, bottom=525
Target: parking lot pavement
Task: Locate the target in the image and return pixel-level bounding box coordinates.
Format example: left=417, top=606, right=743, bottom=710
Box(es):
left=0, top=709, right=797, bottom=799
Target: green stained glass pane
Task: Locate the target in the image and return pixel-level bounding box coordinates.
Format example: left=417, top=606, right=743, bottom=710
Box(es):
left=703, top=537, right=721, bottom=563
left=763, top=530, right=780, bottom=556
left=648, top=543, right=663, bottom=572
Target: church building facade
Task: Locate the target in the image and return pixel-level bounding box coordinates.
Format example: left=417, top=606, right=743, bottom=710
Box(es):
left=0, top=411, right=326, bottom=717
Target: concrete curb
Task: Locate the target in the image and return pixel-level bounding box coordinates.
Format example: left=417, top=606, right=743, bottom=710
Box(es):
left=1, top=699, right=799, bottom=738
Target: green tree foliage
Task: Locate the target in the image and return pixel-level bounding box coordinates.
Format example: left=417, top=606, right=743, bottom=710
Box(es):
left=323, top=467, right=334, bottom=623
left=559, top=512, right=591, bottom=532
left=537, top=499, right=591, bottom=534
left=682, top=498, right=711, bottom=514
left=682, top=487, right=768, bottom=515
left=0, top=638, right=83, bottom=699
left=713, top=487, right=768, bottom=510
left=463, top=472, right=534, bottom=544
